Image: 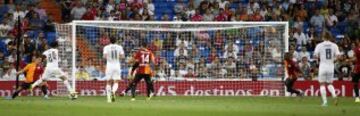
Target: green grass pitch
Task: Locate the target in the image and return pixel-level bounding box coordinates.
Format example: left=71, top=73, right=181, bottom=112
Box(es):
left=0, top=96, right=358, bottom=116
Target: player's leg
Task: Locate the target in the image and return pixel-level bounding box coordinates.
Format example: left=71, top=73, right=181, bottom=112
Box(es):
left=123, top=63, right=138, bottom=96
left=40, top=82, right=49, bottom=99
left=110, top=70, right=121, bottom=102
left=130, top=74, right=143, bottom=100
left=11, top=83, right=30, bottom=99
left=285, top=78, right=301, bottom=96
left=318, top=71, right=328, bottom=106
left=106, top=80, right=112, bottom=103
left=144, top=74, right=154, bottom=100
left=105, top=68, right=113, bottom=103
left=57, top=69, right=77, bottom=99
left=352, top=73, right=360, bottom=102
left=122, top=80, right=133, bottom=96
left=326, top=72, right=337, bottom=98
left=31, top=77, right=44, bottom=88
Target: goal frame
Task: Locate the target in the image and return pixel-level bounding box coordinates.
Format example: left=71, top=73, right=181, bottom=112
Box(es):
left=69, top=21, right=289, bottom=92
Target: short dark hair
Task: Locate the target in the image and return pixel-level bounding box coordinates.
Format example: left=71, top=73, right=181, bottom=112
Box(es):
left=110, top=37, right=117, bottom=44
left=50, top=41, right=59, bottom=48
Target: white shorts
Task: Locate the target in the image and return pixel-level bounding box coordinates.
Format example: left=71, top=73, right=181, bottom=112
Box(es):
left=42, top=68, right=67, bottom=80
left=318, top=69, right=334, bottom=83
left=105, top=67, right=121, bottom=80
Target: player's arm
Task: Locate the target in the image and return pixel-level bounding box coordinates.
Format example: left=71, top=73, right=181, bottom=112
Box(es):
left=103, top=47, right=108, bottom=59
left=334, top=45, right=341, bottom=62
left=119, top=46, right=125, bottom=60
left=16, top=65, right=30, bottom=75
left=150, top=52, right=157, bottom=74
left=313, top=45, right=320, bottom=65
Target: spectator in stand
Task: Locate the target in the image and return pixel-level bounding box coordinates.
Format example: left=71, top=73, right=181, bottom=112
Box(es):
left=174, top=42, right=188, bottom=57
left=208, top=47, right=218, bottom=63
left=106, top=0, right=116, bottom=13
left=297, top=46, right=311, bottom=61
left=203, top=9, right=214, bottom=21
left=174, top=0, right=185, bottom=15
left=223, top=44, right=237, bottom=59
left=161, top=13, right=170, bottom=21
left=178, top=63, right=187, bottom=78
left=293, top=16, right=304, bottom=30
left=218, top=0, right=229, bottom=10
left=13, top=4, right=25, bottom=20
left=76, top=66, right=91, bottom=81
left=0, top=20, right=11, bottom=38
left=325, top=9, right=338, bottom=28
left=299, top=56, right=312, bottom=80
left=209, top=57, right=222, bottom=78
left=82, top=7, right=96, bottom=20
left=2, top=61, right=17, bottom=80
left=214, top=8, right=227, bottom=21
left=191, top=9, right=203, bottom=21
left=60, top=0, right=72, bottom=22
left=295, top=4, right=307, bottom=21
left=293, top=28, right=308, bottom=46
left=34, top=4, right=47, bottom=20
left=336, top=55, right=352, bottom=81
left=197, top=66, right=208, bottom=78
left=29, top=13, right=44, bottom=32
left=176, top=33, right=189, bottom=48
left=224, top=57, right=236, bottom=78
left=310, top=9, right=325, bottom=28
left=189, top=44, right=200, bottom=63
left=71, top=2, right=87, bottom=20
left=84, top=58, right=96, bottom=78
left=184, top=68, right=196, bottom=78
left=175, top=48, right=188, bottom=65
left=246, top=0, right=260, bottom=15
left=238, top=7, right=249, bottom=21
left=36, top=33, right=47, bottom=53
left=250, top=9, right=263, bottom=21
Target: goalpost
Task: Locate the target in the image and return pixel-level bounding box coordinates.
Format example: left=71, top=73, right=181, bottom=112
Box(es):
left=54, top=21, right=289, bottom=97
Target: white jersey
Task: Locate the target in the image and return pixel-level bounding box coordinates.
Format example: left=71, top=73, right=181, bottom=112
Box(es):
left=43, top=48, right=60, bottom=68
left=103, top=44, right=124, bottom=68
left=314, top=41, right=340, bottom=67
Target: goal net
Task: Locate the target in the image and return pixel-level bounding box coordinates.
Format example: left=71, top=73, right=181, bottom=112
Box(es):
left=55, top=21, right=289, bottom=97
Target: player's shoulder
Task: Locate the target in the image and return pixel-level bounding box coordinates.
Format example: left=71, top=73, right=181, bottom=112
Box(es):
left=43, top=48, right=54, bottom=53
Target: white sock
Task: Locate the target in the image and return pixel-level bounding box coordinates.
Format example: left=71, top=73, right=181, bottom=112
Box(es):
left=63, top=80, right=73, bottom=93
left=327, top=85, right=337, bottom=98
left=106, top=84, right=111, bottom=100
left=320, top=85, right=327, bottom=104
left=32, top=79, right=43, bottom=87
left=112, top=83, right=118, bottom=94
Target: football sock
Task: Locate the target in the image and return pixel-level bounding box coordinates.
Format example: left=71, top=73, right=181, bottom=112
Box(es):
left=327, top=85, right=337, bottom=98
left=320, top=85, right=327, bottom=104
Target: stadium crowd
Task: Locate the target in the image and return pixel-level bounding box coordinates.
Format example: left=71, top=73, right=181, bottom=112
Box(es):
left=0, top=0, right=359, bottom=81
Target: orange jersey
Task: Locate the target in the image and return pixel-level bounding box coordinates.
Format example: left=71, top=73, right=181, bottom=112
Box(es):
left=23, top=63, right=36, bottom=83
left=134, top=48, right=155, bottom=75
left=23, top=63, right=44, bottom=83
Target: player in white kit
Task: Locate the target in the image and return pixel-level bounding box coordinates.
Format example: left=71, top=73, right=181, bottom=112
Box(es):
left=31, top=41, right=77, bottom=99
left=103, top=37, right=124, bottom=103
left=313, top=32, right=340, bottom=106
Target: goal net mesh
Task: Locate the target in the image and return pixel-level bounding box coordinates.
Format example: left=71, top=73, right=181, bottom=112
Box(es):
left=55, top=21, right=288, bottom=96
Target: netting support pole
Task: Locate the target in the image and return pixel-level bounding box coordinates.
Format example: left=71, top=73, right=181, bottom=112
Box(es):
left=71, top=22, right=76, bottom=92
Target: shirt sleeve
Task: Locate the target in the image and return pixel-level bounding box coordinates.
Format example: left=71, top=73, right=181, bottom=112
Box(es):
left=119, top=46, right=125, bottom=55
left=334, top=44, right=340, bottom=56
left=23, top=64, right=31, bottom=71
left=313, top=44, right=320, bottom=58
